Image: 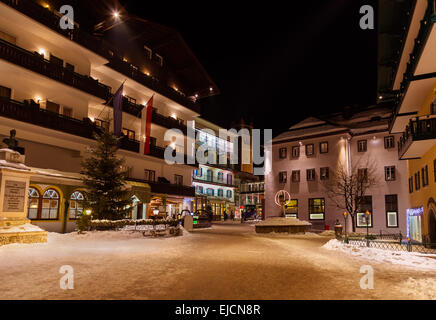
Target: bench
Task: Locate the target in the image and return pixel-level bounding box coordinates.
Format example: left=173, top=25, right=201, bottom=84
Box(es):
left=123, top=224, right=168, bottom=237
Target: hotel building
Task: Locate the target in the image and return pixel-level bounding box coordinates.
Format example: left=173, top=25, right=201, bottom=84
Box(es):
left=0, top=0, right=219, bottom=232
left=265, top=106, right=410, bottom=233
left=379, top=0, right=436, bottom=243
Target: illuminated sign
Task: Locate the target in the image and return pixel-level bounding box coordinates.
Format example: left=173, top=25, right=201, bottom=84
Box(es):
left=406, top=207, right=424, bottom=216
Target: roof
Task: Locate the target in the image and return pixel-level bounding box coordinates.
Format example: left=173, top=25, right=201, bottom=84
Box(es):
left=273, top=106, right=392, bottom=143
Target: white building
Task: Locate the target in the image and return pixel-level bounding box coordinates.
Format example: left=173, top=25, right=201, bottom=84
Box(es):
left=0, top=1, right=218, bottom=232
left=265, top=106, right=410, bottom=234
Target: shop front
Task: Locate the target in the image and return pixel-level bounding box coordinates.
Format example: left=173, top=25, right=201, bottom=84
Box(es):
left=148, top=195, right=193, bottom=219
left=407, top=207, right=423, bottom=243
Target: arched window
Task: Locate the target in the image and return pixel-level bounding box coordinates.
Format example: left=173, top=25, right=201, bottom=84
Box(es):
left=218, top=189, right=223, bottom=197
left=41, top=189, right=59, bottom=220
left=69, top=191, right=85, bottom=220
left=27, top=187, right=40, bottom=220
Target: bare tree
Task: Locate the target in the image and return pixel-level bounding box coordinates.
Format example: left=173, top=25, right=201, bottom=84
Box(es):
left=322, top=158, right=379, bottom=232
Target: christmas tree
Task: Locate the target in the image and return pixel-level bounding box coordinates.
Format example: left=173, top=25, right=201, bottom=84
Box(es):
left=81, top=127, right=132, bottom=220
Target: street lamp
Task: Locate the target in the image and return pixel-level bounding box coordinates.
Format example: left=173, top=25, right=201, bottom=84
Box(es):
left=364, top=210, right=371, bottom=247
left=343, top=211, right=349, bottom=243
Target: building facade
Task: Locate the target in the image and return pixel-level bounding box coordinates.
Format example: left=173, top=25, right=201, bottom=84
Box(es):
left=378, top=0, right=436, bottom=243
left=265, top=106, right=410, bottom=234
left=0, top=0, right=219, bottom=231
left=191, top=118, right=237, bottom=219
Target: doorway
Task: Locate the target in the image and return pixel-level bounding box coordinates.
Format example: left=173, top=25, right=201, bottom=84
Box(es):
left=429, top=207, right=436, bottom=244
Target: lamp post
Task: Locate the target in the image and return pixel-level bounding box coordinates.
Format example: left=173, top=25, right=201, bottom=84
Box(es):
left=343, top=211, right=349, bottom=243
left=365, top=210, right=371, bottom=247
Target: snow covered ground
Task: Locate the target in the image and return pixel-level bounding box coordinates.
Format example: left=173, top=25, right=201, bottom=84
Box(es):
left=323, top=239, right=436, bottom=271
left=0, top=224, right=435, bottom=299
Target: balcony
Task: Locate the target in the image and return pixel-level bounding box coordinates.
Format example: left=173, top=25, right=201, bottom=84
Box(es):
left=152, top=108, right=187, bottom=133
left=398, top=116, right=436, bottom=159
left=192, top=177, right=235, bottom=188
left=0, top=39, right=111, bottom=100
left=0, top=0, right=200, bottom=112
left=0, top=97, right=140, bottom=153
left=148, top=142, right=197, bottom=167
left=127, top=178, right=195, bottom=197
left=105, top=59, right=199, bottom=113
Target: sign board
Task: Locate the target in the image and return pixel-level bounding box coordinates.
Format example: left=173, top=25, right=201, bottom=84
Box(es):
left=3, top=180, right=26, bottom=212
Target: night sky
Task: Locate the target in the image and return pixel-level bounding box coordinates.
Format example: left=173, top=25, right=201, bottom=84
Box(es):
left=120, top=0, right=378, bottom=136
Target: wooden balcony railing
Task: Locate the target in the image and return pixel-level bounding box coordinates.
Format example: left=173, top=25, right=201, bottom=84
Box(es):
left=0, top=39, right=111, bottom=100
left=398, top=117, right=436, bottom=159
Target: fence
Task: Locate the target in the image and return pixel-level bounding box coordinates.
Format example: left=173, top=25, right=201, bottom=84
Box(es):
left=340, top=236, right=436, bottom=254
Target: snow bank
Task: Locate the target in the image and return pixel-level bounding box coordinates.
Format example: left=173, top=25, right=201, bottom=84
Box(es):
left=256, top=217, right=311, bottom=226
left=0, top=223, right=45, bottom=233
left=323, top=239, right=436, bottom=270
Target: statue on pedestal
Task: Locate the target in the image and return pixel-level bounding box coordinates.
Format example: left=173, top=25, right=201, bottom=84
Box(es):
left=3, top=129, right=19, bottom=151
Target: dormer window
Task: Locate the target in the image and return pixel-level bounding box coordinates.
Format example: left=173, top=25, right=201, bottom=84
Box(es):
left=144, top=45, right=152, bottom=59
left=154, top=53, right=163, bottom=67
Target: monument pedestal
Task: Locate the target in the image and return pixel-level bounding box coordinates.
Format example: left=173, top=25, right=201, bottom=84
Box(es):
left=0, top=149, right=47, bottom=246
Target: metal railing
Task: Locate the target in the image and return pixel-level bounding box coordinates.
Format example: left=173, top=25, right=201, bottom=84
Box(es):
left=340, top=236, right=436, bottom=254
left=0, top=97, right=140, bottom=153
left=398, top=117, right=436, bottom=158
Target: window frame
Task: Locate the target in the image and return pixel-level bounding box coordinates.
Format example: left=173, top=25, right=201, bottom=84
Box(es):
left=291, top=146, right=300, bottom=158
left=27, top=187, right=40, bottom=220
left=306, top=168, right=316, bottom=181
left=319, top=141, right=329, bottom=154
left=279, top=147, right=287, bottom=159
left=320, top=167, right=329, bottom=180
left=144, top=169, right=156, bottom=182
left=384, top=166, right=396, bottom=181
left=279, top=171, right=287, bottom=184
left=308, top=198, right=325, bottom=220
left=357, top=140, right=367, bottom=153
left=384, top=136, right=395, bottom=149
left=40, top=188, right=60, bottom=220
left=356, top=196, right=373, bottom=228
left=174, top=174, right=183, bottom=185
left=305, top=144, right=315, bottom=156
left=409, top=177, right=414, bottom=194
left=285, top=199, right=298, bottom=218
left=385, top=194, right=399, bottom=228
left=69, top=190, right=85, bottom=220
left=291, top=170, right=300, bottom=183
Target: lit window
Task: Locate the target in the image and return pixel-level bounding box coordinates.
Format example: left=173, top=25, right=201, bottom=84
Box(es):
left=41, top=189, right=59, bottom=220
left=385, top=195, right=398, bottom=228
left=27, top=187, right=40, bottom=220
left=305, top=144, right=314, bottom=156
left=320, top=142, right=328, bottom=154
left=309, top=198, right=325, bottom=220
left=356, top=196, right=372, bottom=228
left=285, top=199, right=298, bottom=218
left=69, top=191, right=85, bottom=220
left=292, top=146, right=300, bottom=158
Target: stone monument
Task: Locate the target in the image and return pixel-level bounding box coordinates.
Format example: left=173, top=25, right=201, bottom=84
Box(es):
left=255, top=189, right=312, bottom=234
left=0, top=148, right=47, bottom=246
